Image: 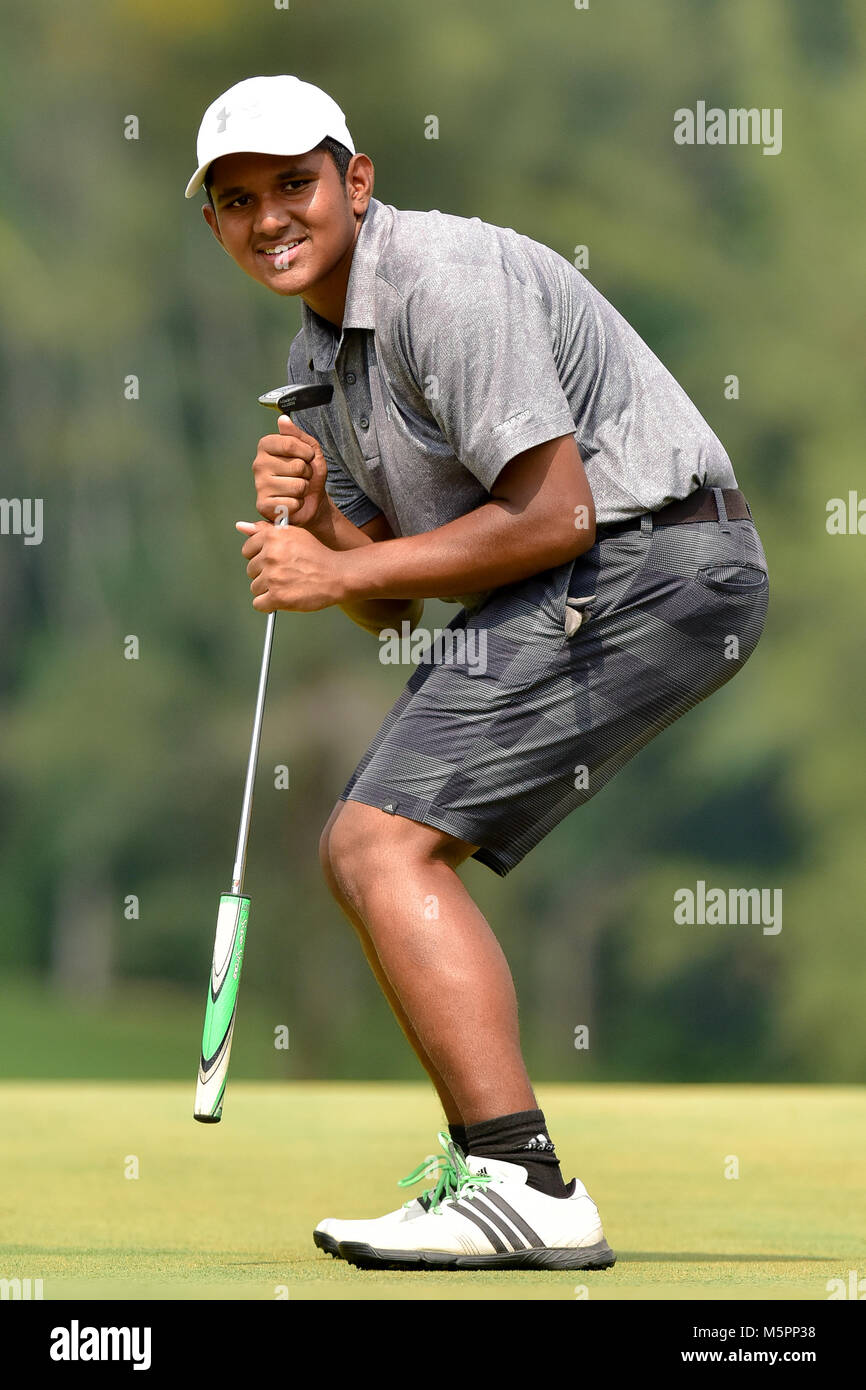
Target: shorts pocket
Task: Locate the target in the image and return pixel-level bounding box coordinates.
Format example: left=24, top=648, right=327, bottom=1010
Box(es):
left=563, top=591, right=597, bottom=638
left=535, top=556, right=580, bottom=635
left=695, top=562, right=769, bottom=595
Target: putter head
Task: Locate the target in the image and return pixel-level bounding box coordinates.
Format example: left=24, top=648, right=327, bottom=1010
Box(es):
left=258, top=383, right=334, bottom=415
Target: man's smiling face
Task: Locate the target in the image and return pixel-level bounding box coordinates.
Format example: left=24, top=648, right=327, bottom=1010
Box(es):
left=202, top=147, right=373, bottom=322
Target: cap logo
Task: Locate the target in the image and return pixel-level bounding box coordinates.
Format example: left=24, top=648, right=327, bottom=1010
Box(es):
left=216, top=107, right=230, bottom=133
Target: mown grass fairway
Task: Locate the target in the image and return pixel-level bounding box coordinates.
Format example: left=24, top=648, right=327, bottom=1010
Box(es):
left=1, top=1083, right=863, bottom=1301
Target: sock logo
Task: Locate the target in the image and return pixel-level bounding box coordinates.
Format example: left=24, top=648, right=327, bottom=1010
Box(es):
left=522, top=1133, right=556, bottom=1152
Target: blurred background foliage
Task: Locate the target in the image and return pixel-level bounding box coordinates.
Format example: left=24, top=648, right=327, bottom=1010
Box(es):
left=0, top=0, right=863, bottom=1085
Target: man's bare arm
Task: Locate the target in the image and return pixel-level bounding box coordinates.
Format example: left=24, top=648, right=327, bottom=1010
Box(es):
left=308, top=507, right=424, bottom=637
left=337, top=434, right=595, bottom=603
left=247, top=421, right=595, bottom=620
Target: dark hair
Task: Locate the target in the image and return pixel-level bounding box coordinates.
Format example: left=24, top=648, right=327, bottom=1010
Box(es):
left=204, top=136, right=353, bottom=208
left=314, top=136, right=353, bottom=184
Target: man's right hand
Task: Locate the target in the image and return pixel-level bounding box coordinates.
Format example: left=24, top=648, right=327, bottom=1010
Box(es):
left=251, top=437, right=424, bottom=636
left=252, top=414, right=330, bottom=530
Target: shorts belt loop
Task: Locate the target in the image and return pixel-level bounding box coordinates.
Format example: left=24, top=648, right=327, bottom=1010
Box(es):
left=713, top=486, right=732, bottom=534
left=640, top=511, right=653, bottom=536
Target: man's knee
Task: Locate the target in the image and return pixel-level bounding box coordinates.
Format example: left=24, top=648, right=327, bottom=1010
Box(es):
left=323, top=803, right=387, bottom=909
left=319, top=801, right=387, bottom=911
left=318, top=803, right=346, bottom=898
left=321, top=800, right=478, bottom=910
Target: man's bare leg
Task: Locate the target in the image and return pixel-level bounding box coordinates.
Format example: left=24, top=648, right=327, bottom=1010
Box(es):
left=320, top=800, right=538, bottom=1125
left=319, top=805, right=466, bottom=1124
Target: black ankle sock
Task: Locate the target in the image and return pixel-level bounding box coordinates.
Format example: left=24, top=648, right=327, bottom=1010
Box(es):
left=448, top=1123, right=468, bottom=1155
left=464, top=1108, right=573, bottom=1199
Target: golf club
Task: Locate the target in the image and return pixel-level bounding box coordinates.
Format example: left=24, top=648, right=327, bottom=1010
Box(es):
left=194, top=382, right=334, bottom=1123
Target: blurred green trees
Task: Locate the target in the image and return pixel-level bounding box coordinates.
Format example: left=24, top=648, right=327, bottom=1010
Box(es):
left=0, top=0, right=863, bottom=1081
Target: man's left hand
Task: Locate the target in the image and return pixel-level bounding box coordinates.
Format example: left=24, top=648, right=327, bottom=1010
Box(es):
left=237, top=520, right=348, bottom=613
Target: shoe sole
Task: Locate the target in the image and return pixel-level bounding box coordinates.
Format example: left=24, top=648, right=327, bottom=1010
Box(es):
left=313, top=1230, right=342, bottom=1259
left=337, top=1238, right=616, bottom=1271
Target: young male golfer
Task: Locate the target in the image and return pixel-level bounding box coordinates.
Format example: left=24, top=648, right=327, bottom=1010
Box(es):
left=187, top=74, right=769, bottom=1270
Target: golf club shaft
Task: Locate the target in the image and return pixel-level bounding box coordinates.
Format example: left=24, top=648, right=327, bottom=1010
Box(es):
left=230, top=516, right=288, bottom=895
left=228, top=383, right=334, bottom=895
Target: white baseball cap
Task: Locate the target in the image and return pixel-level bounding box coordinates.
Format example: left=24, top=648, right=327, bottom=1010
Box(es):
left=185, top=74, right=355, bottom=199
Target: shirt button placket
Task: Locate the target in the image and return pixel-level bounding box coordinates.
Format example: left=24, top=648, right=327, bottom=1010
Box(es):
left=339, top=341, right=375, bottom=455
left=343, top=342, right=375, bottom=449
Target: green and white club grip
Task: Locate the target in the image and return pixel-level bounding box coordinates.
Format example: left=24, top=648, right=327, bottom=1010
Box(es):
left=194, top=894, right=251, bottom=1123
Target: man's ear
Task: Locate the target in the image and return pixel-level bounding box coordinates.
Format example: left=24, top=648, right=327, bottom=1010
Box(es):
left=202, top=202, right=226, bottom=249
left=346, top=152, right=374, bottom=219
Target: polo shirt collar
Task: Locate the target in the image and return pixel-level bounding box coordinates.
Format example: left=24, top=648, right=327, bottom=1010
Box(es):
left=300, top=196, right=392, bottom=371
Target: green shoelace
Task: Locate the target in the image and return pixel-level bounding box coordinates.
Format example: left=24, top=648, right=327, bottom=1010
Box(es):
left=397, top=1130, right=495, bottom=1214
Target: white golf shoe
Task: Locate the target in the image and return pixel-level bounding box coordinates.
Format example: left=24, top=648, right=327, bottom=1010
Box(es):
left=317, top=1132, right=616, bottom=1270
left=313, top=1139, right=466, bottom=1258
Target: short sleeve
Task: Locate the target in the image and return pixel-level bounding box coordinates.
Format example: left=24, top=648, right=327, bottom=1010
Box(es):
left=285, top=343, right=383, bottom=529
left=395, top=267, right=577, bottom=489
left=321, top=451, right=382, bottom=528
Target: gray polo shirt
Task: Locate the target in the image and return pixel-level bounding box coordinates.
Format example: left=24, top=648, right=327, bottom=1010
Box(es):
left=286, top=195, right=736, bottom=586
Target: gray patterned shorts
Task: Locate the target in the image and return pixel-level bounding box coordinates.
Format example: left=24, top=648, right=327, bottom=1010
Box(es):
left=340, top=510, right=769, bottom=876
